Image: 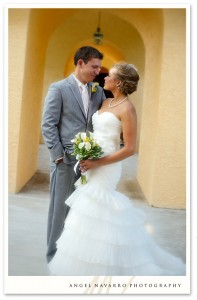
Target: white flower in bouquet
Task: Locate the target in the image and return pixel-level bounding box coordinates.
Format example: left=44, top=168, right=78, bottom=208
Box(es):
left=71, top=131, right=104, bottom=184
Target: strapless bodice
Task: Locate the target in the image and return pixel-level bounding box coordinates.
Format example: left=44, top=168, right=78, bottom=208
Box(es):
left=92, top=111, right=122, bottom=156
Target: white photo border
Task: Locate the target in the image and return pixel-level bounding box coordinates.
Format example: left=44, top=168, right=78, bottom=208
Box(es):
left=3, top=1, right=191, bottom=296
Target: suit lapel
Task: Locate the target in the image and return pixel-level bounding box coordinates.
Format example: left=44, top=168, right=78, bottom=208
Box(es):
left=67, top=75, right=87, bottom=118
left=67, top=76, right=100, bottom=122
left=87, top=83, right=99, bottom=122
left=87, top=82, right=92, bottom=99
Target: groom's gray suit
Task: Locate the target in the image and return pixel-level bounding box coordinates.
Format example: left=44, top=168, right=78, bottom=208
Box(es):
left=42, top=74, right=105, bottom=262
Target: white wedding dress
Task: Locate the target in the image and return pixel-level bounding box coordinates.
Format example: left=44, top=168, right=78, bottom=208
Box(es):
left=48, top=111, right=186, bottom=276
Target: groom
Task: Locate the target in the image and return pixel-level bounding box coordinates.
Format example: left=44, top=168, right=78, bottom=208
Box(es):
left=42, top=46, right=105, bottom=262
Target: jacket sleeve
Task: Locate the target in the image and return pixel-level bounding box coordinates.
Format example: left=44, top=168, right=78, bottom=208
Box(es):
left=41, top=84, right=64, bottom=161
left=101, top=88, right=106, bottom=101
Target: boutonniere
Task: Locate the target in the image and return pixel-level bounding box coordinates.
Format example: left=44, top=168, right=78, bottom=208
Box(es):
left=91, top=82, right=99, bottom=93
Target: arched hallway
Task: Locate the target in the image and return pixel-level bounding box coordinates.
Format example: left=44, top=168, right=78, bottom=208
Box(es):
left=8, top=146, right=186, bottom=275
left=9, top=8, right=186, bottom=209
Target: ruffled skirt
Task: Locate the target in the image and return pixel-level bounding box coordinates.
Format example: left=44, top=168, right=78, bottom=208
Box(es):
left=48, top=163, right=185, bottom=276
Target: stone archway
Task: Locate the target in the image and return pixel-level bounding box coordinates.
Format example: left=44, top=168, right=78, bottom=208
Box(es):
left=42, top=11, right=145, bottom=152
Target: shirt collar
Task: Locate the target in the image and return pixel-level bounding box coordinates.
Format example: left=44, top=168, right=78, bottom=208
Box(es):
left=72, top=74, right=88, bottom=88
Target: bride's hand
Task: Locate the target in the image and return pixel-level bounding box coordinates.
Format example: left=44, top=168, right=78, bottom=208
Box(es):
left=79, top=159, right=99, bottom=172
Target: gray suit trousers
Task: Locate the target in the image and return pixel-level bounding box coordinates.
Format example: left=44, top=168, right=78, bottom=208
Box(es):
left=46, top=153, right=80, bottom=263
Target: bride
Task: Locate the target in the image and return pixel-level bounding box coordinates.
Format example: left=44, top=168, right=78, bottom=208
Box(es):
left=48, top=63, right=185, bottom=276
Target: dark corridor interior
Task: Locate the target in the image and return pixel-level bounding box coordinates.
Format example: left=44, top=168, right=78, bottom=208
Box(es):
left=94, top=71, right=113, bottom=99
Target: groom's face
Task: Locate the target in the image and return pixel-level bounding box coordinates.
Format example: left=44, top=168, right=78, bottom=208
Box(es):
left=78, top=58, right=101, bottom=83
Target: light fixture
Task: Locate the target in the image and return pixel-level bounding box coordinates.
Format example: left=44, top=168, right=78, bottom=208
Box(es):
left=93, top=12, right=103, bottom=45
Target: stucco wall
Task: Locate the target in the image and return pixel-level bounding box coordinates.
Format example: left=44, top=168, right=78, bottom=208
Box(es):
left=137, top=9, right=186, bottom=208
left=8, top=9, right=31, bottom=192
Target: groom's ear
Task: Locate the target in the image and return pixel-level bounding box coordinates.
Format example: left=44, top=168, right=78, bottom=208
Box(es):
left=78, top=59, right=84, bottom=67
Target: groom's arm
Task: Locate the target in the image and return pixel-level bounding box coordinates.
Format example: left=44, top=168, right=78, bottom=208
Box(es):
left=41, top=84, right=64, bottom=162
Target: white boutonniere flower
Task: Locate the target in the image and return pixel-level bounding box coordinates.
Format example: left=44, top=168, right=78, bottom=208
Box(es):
left=91, top=82, right=99, bottom=93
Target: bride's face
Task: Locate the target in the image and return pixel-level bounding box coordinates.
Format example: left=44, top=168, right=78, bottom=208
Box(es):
left=103, top=68, right=119, bottom=91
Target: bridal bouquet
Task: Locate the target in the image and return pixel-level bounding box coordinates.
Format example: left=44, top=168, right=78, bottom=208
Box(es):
left=71, top=131, right=103, bottom=184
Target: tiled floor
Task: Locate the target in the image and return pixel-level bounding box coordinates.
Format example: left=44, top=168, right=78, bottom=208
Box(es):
left=8, top=145, right=186, bottom=276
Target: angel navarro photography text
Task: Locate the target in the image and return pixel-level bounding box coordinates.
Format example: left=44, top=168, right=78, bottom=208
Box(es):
left=68, top=282, right=182, bottom=289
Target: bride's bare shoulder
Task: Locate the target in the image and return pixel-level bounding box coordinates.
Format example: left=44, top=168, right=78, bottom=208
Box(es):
left=102, top=98, right=113, bottom=107
left=104, top=98, right=113, bottom=102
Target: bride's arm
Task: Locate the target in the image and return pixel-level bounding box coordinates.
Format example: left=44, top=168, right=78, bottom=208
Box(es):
left=80, top=103, right=137, bottom=170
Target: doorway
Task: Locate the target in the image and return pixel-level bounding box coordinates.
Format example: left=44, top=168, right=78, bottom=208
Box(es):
left=94, top=67, right=113, bottom=98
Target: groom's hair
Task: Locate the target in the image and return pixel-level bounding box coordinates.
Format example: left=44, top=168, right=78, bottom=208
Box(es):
left=74, top=46, right=103, bottom=65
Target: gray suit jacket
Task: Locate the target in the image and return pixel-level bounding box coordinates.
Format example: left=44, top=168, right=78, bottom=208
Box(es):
left=42, top=74, right=105, bottom=162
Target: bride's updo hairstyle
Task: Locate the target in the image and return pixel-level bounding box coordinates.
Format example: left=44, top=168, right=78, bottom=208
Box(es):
left=113, top=63, right=140, bottom=95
